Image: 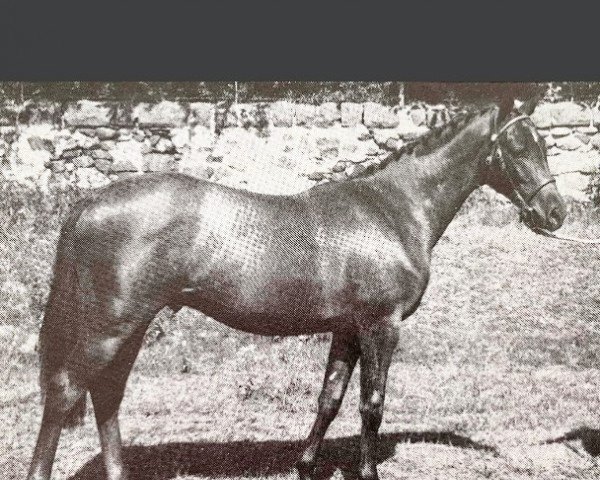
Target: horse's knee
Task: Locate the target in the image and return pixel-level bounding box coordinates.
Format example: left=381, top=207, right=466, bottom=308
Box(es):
left=359, top=390, right=384, bottom=429
left=78, top=337, right=124, bottom=374
left=318, top=390, right=343, bottom=418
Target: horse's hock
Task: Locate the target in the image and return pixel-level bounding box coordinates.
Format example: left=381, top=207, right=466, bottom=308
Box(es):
left=1, top=99, right=598, bottom=199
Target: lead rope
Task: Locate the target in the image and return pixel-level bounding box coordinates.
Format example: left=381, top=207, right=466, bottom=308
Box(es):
left=532, top=227, right=600, bottom=244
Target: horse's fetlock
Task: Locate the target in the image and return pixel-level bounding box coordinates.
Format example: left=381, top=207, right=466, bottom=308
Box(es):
left=105, top=463, right=129, bottom=480
left=358, top=464, right=379, bottom=480
left=296, top=458, right=316, bottom=480
left=362, top=408, right=383, bottom=426
left=359, top=400, right=384, bottom=431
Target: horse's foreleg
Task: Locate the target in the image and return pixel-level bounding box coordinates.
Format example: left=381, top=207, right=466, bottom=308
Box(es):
left=357, top=316, right=400, bottom=480
left=296, top=333, right=360, bottom=480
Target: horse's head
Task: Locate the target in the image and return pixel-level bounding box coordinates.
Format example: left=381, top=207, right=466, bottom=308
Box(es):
left=483, top=95, right=566, bottom=232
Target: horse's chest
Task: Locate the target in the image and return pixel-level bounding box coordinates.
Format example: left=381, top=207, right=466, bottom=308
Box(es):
left=317, top=228, right=430, bottom=318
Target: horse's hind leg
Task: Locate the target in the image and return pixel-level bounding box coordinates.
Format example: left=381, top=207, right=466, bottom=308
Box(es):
left=27, top=373, right=86, bottom=480
left=86, top=299, right=162, bottom=480
left=296, top=333, right=360, bottom=480
left=89, top=323, right=149, bottom=480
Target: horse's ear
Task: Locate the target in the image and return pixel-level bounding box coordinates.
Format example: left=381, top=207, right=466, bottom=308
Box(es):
left=515, top=93, right=542, bottom=116
left=497, top=96, right=515, bottom=121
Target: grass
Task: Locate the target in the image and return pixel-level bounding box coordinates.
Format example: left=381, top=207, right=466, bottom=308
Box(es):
left=2, top=183, right=600, bottom=479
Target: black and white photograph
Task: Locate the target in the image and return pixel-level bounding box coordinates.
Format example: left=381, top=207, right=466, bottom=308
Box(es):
left=3, top=80, right=600, bottom=480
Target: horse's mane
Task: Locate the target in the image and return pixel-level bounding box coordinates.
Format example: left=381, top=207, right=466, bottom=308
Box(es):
left=347, top=105, right=496, bottom=180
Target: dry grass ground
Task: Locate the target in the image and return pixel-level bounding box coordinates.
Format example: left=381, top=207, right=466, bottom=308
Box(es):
left=2, top=185, right=600, bottom=479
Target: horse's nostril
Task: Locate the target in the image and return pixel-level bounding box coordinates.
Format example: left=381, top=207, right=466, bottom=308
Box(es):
left=548, top=207, right=564, bottom=229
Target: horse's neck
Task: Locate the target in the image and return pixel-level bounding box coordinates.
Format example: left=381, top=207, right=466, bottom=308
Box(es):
left=367, top=109, right=495, bottom=249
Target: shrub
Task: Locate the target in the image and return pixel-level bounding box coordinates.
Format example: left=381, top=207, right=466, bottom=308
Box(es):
left=0, top=182, right=85, bottom=330
left=585, top=169, right=600, bottom=206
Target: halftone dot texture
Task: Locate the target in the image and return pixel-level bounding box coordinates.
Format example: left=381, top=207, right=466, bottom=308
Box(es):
left=3, top=93, right=600, bottom=479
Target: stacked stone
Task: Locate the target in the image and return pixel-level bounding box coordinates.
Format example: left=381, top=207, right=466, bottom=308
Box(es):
left=4, top=98, right=599, bottom=199
left=2, top=100, right=218, bottom=189
left=531, top=101, right=600, bottom=154
left=526, top=101, right=600, bottom=202
left=263, top=101, right=432, bottom=183
left=0, top=99, right=448, bottom=193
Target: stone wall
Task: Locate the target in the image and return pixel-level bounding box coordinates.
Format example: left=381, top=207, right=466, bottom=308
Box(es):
left=0, top=99, right=598, bottom=200
left=531, top=102, right=600, bottom=201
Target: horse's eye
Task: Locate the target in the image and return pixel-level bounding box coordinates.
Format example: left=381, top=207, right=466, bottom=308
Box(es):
left=506, top=140, right=527, bottom=154
left=505, top=130, right=528, bottom=153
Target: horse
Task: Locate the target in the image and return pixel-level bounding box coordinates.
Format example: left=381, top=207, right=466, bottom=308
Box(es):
left=27, top=94, right=566, bottom=480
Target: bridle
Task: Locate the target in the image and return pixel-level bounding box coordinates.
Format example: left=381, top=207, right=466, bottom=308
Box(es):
left=484, top=111, right=600, bottom=244
left=483, top=112, right=556, bottom=225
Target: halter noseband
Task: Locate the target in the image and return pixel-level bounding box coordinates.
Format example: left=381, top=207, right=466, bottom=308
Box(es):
left=485, top=113, right=556, bottom=223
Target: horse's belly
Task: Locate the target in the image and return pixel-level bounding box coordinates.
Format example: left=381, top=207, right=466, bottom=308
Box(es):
left=186, top=299, right=337, bottom=336
left=209, top=309, right=335, bottom=336
left=180, top=280, right=340, bottom=336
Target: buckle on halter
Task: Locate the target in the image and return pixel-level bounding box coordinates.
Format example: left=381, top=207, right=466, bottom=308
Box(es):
left=519, top=205, right=535, bottom=225
left=490, top=133, right=498, bottom=143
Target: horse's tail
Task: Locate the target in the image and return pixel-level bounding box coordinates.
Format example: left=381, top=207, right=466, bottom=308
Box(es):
left=39, top=197, right=93, bottom=429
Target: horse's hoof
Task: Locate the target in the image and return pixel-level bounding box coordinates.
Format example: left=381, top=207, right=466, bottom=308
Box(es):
left=295, top=460, right=316, bottom=480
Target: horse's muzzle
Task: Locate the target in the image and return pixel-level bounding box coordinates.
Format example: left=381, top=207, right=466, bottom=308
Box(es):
left=526, top=182, right=567, bottom=232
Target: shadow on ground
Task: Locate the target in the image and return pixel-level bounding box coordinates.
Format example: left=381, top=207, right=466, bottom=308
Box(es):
left=543, top=427, right=600, bottom=457
left=69, top=431, right=497, bottom=480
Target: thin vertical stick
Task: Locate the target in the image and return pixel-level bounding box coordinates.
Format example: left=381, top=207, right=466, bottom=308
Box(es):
left=15, top=81, right=25, bottom=135
left=397, top=82, right=405, bottom=108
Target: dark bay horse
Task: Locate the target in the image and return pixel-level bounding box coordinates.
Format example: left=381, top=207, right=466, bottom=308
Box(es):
left=28, top=96, right=566, bottom=480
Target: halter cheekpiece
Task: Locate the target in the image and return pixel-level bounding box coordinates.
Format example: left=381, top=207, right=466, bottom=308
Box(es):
left=485, top=112, right=556, bottom=224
